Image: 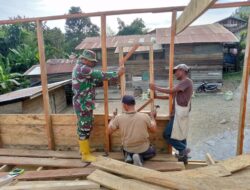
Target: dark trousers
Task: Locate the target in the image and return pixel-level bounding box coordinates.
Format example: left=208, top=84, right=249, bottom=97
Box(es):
left=123, top=145, right=156, bottom=162
left=163, top=117, right=187, bottom=153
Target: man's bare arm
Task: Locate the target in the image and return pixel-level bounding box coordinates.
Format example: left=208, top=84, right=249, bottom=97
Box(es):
left=150, top=83, right=180, bottom=94
left=148, top=112, right=157, bottom=133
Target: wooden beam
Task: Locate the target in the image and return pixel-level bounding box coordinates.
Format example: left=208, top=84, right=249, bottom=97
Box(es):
left=87, top=169, right=167, bottom=190
left=167, top=11, right=177, bottom=154
left=1, top=180, right=100, bottom=190
left=122, top=44, right=139, bottom=63
left=0, top=156, right=90, bottom=168
left=176, top=0, right=217, bottom=34
left=0, top=2, right=250, bottom=25
left=0, top=168, right=96, bottom=180
left=205, top=153, right=215, bottom=165
left=36, top=20, right=55, bottom=150
left=101, top=15, right=110, bottom=153
left=237, top=19, right=250, bottom=155
left=149, top=45, right=155, bottom=111
left=119, top=47, right=125, bottom=97
left=136, top=99, right=153, bottom=112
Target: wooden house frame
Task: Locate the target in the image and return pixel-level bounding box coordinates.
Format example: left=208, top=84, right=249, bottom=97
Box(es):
left=0, top=0, right=249, bottom=155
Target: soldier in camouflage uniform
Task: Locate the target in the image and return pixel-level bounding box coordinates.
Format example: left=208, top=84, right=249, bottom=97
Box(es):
left=72, top=49, right=124, bottom=162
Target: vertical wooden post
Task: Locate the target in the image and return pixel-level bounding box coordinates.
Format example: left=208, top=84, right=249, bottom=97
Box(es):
left=169, top=10, right=177, bottom=115
left=236, top=19, right=250, bottom=155
left=167, top=10, right=177, bottom=154
left=119, top=47, right=125, bottom=97
left=101, top=15, right=110, bottom=152
left=149, top=45, right=155, bottom=111
left=36, top=20, right=55, bottom=150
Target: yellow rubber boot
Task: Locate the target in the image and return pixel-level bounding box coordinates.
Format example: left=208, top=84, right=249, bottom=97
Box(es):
left=79, top=139, right=96, bottom=162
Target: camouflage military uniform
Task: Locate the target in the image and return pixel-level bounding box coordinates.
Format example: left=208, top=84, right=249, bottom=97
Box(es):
left=72, top=61, right=118, bottom=140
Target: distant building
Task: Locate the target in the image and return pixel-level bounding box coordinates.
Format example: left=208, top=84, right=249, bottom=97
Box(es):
left=0, top=80, right=71, bottom=114
left=24, top=59, right=77, bottom=85
left=217, top=16, right=247, bottom=37
left=76, top=23, right=239, bottom=88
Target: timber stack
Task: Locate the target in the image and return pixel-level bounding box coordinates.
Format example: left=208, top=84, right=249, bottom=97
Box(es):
left=0, top=148, right=249, bottom=189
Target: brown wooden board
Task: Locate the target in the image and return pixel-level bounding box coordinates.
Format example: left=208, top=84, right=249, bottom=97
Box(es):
left=176, top=0, right=217, bottom=34
left=237, top=19, right=250, bottom=155
left=0, top=149, right=177, bottom=162
left=0, top=156, right=90, bottom=168
left=0, top=114, right=170, bottom=151
left=1, top=180, right=100, bottom=190
left=0, top=168, right=96, bottom=180
left=88, top=169, right=167, bottom=190
left=0, top=2, right=249, bottom=25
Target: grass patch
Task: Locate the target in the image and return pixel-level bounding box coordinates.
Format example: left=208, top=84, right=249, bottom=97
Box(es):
left=223, top=71, right=242, bottom=82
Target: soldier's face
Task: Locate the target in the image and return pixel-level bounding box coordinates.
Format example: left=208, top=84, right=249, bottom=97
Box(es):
left=83, top=59, right=96, bottom=67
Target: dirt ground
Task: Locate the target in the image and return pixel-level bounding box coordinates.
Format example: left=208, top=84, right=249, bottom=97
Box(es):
left=65, top=78, right=250, bottom=161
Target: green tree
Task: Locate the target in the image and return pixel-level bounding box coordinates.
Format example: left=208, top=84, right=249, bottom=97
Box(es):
left=117, top=18, right=147, bottom=35
left=232, top=6, right=250, bottom=65
left=65, top=6, right=100, bottom=53
left=8, top=44, right=38, bottom=73
left=44, top=26, right=66, bottom=58
left=0, top=55, right=29, bottom=94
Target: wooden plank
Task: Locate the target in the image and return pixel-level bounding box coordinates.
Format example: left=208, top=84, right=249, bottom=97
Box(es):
left=88, top=169, right=167, bottom=190
left=149, top=45, right=155, bottom=111
left=122, top=44, right=139, bottom=63
left=0, top=165, right=12, bottom=172
left=0, top=156, right=90, bottom=168
left=0, top=2, right=250, bottom=25
left=101, top=15, right=110, bottom=153
left=237, top=19, right=250, bottom=155
left=136, top=99, right=152, bottom=112
left=167, top=11, right=176, bottom=154
left=0, top=149, right=81, bottom=159
left=36, top=20, right=55, bottom=150
left=1, top=180, right=100, bottom=190
left=0, top=168, right=95, bottom=180
left=219, top=154, right=250, bottom=173
left=205, top=153, right=215, bottom=165
left=92, top=157, right=194, bottom=190
left=176, top=0, right=217, bottom=34
left=143, top=161, right=184, bottom=172
left=0, top=149, right=177, bottom=164
left=119, top=47, right=125, bottom=97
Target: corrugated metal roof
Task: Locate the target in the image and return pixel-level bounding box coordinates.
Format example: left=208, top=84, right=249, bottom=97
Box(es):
left=156, top=23, right=239, bottom=44
left=75, top=34, right=162, bottom=52
left=24, top=59, right=77, bottom=76
left=0, top=80, right=71, bottom=105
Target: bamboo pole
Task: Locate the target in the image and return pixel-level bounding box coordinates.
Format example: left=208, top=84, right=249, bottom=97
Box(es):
left=101, top=15, right=111, bottom=152
left=36, top=20, right=55, bottom=150
left=236, top=19, right=250, bottom=155
left=0, top=2, right=250, bottom=25
left=167, top=11, right=177, bottom=154
left=149, top=45, right=155, bottom=111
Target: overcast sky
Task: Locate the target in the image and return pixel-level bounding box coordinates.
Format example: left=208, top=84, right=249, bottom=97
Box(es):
left=0, top=0, right=244, bottom=33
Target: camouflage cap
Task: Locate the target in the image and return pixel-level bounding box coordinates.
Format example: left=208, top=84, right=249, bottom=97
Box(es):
left=79, top=49, right=98, bottom=63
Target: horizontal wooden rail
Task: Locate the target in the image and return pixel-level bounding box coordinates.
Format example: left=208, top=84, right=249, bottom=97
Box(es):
left=0, top=1, right=249, bottom=25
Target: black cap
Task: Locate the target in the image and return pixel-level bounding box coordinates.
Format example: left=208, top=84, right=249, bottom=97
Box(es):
left=122, top=95, right=136, bottom=105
